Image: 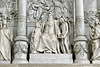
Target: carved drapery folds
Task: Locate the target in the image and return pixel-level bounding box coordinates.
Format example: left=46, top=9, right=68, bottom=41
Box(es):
left=90, top=18, right=100, bottom=63
left=0, top=0, right=100, bottom=64
left=27, top=0, right=73, bottom=23
left=0, top=19, right=13, bottom=63
left=30, top=13, right=71, bottom=54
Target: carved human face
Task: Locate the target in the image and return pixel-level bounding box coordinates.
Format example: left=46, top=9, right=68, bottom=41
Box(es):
left=3, top=19, right=7, bottom=25
left=95, top=19, right=99, bottom=25
left=48, top=13, right=53, bottom=20
left=36, top=23, right=40, bottom=28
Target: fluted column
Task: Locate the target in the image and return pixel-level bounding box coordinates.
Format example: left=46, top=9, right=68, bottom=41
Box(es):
left=74, top=0, right=90, bottom=64
left=12, top=0, right=28, bottom=64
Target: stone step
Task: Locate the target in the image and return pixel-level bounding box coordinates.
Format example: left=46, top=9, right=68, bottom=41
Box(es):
left=0, top=64, right=100, bottom=67
left=29, top=54, right=73, bottom=64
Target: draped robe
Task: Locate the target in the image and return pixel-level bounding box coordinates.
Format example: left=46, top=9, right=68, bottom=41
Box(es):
left=0, top=27, right=12, bottom=61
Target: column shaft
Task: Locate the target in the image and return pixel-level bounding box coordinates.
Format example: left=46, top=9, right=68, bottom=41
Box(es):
left=18, top=0, right=26, bottom=36
left=74, top=0, right=90, bottom=64
left=12, top=0, right=28, bottom=64
left=75, top=0, right=85, bottom=36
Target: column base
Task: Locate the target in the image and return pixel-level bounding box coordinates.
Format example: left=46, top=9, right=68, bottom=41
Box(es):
left=74, top=35, right=90, bottom=64
left=0, top=61, right=10, bottom=64
left=12, top=59, right=28, bottom=64
left=13, top=36, right=28, bottom=64
left=74, top=59, right=90, bottom=64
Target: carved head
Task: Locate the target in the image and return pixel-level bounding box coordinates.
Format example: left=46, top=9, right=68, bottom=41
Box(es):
left=48, top=12, right=53, bottom=20
left=60, top=17, right=64, bottom=23
left=36, top=22, right=41, bottom=28
left=95, top=19, right=99, bottom=25
left=2, top=19, right=7, bottom=25
left=1, top=19, right=7, bottom=28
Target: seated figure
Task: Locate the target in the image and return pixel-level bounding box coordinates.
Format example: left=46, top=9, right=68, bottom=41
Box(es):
left=36, top=13, right=61, bottom=54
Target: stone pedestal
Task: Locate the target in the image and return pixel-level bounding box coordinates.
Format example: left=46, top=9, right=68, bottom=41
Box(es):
left=0, top=64, right=100, bottom=67
left=29, top=54, right=73, bottom=64
left=0, top=61, right=10, bottom=64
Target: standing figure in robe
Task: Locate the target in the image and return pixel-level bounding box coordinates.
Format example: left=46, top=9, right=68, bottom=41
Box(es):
left=0, top=18, right=13, bottom=61
left=59, top=17, right=70, bottom=54
left=30, top=22, right=42, bottom=53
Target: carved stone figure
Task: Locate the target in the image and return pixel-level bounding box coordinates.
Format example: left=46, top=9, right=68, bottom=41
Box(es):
left=53, top=0, right=63, bottom=19
left=37, top=13, right=60, bottom=54
left=27, top=0, right=71, bottom=23
left=90, top=19, right=100, bottom=60
left=27, top=0, right=50, bottom=22
left=53, top=0, right=69, bottom=20
left=30, top=22, right=41, bottom=53
left=59, top=17, right=70, bottom=54
left=0, top=18, right=13, bottom=61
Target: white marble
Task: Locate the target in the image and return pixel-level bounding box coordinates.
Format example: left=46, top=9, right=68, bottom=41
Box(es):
left=90, top=19, right=100, bottom=64
left=74, top=0, right=90, bottom=64
left=12, top=0, right=28, bottom=64
left=30, top=22, right=42, bottom=53
left=0, top=61, right=10, bottom=64
left=31, top=13, right=60, bottom=54
left=29, top=54, right=73, bottom=64
left=58, top=17, right=70, bottom=54
left=0, top=19, right=12, bottom=63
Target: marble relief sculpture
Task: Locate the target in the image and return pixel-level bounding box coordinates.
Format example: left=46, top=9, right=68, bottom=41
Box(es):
left=30, top=12, right=72, bottom=54
left=30, top=13, right=61, bottom=54
left=36, top=13, right=60, bottom=54
left=27, top=0, right=71, bottom=23
left=90, top=19, right=100, bottom=61
left=0, top=18, right=13, bottom=61
left=58, top=17, right=70, bottom=54
left=30, top=22, right=42, bottom=53
left=53, top=0, right=69, bottom=20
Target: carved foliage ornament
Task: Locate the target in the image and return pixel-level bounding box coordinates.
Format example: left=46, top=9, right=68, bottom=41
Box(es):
left=14, top=42, right=28, bottom=57
left=74, top=42, right=88, bottom=57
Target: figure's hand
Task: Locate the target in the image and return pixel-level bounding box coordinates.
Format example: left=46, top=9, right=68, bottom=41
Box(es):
left=60, top=34, right=65, bottom=38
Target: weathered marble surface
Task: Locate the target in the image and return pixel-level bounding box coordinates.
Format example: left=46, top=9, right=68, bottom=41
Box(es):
left=29, top=54, right=73, bottom=64
left=0, top=64, right=100, bottom=67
